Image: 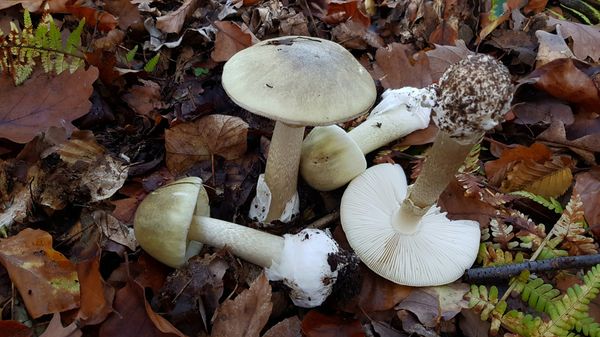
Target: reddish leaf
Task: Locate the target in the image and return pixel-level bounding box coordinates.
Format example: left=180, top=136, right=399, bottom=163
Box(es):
left=372, top=43, right=432, bottom=89
left=424, top=41, right=472, bottom=82
left=211, top=21, right=257, bottom=62
left=66, top=6, right=118, bottom=32
left=396, top=283, right=469, bottom=327
left=99, top=279, right=185, bottom=337
left=104, top=0, right=143, bottom=30
left=322, top=0, right=370, bottom=28
left=211, top=273, right=272, bottom=337
left=0, top=67, right=98, bottom=144
left=75, top=247, right=115, bottom=326
left=301, top=310, right=366, bottom=337
left=0, top=321, right=32, bottom=337
left=428, top=20, right=458, bottom=46
left=0, top=229, right=80, bottom=318
left=484, top=143, right=553, bottom=185
left=262, top=316, right=302, bottom=337
left=122, top=80, right=168, bottom=117
left=575, top=167, right=600, bottom=228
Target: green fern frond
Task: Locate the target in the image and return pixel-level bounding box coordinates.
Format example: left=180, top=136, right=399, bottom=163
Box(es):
left=511, top=190, right=564, bottom=214
left=0, top=10, right=85, bottom=85
left=144, top=52, right=160, bottom=72
left=520, top=277, right=562, bottom=313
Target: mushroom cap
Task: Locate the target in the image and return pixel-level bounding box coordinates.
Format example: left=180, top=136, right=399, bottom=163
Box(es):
left=134, top=177, right=210, bottom=268
left=300, top=125, right=367, bottom=191
left=340, top=164, right=480, bottom=286
left=266, top=228, right=348, bottom=307
left=433, top=54, right=513, bottom=139
left=222, top=36, right=376, bottom=126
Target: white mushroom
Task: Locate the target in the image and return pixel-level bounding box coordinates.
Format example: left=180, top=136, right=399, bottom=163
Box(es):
left=300, top=87, right=435, bottom=191
left=222, top=36, right=376, bottom=223
left=134, top=177, right=357, bottom=307
left=341, top=54, right=513, bottom=286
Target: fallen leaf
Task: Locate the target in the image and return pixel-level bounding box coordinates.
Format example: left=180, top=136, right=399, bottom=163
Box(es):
left=301, top=310, right=366, bottom=337
left=211, top=21, right=257, bottom=62
left=501, top=155, right=573, bottom=197
left=66, top=6, right=119, bottom=32
left=424, top=41, right=472, bottom=82
left=547, top=17, right=600, bottom=62
left=396, top=284, right=469, bottom=327
left=211, top=273, right=272, bottom=337
left=122, top=80, right=168, bottom=117
left=92, top=210, right=137, bottom=250
left=0, top=321, right=32, bottom=337
left=156, top=0, right=199, bottom=33
left=373, top=43, right=432, bottom=89
left=0, top=67, right=98, bottom=144
left=574, top=167, right=600, bottom=228
left=428, top=19, right=459, bottom=46
left=354, top=267, right=413, bottom=312
left=459, top=309, right=490, bottom=337
left=538, top=120, right=600, bottom=164
left=0, top=229, right=80, bottom=319
left=397, top=311, right=438, bottom=337
left=511, top=97, right=573, bottom=125
left=478, top=0, right=521, bottom=42
left=75, top=246, right=115, bottom=326
left=165, top=114, right=248, bottom=175
left=39, top=313, right=82, bottom=337
left=262, top=316, right=302, bottom=337
left=519, top=58, right=600, bottom=113
left=0, top=0, right=68, bottom=12
left=484, top=142, right=553, bottom=185
left=535, top=30, right=575, bottom=67
left=99, top=279, right=186, bottom=337
left=105, top=0, right=143, bottom=30
left=322, top=0, right=370, bottom=28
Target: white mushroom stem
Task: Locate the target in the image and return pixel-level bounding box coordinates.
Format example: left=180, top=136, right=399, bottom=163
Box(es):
left=399, top=131, right=481, bottom=224
left=188, top=215, right=284, bottom=268
left=347, top=88, right=434, bottom=154
left=261, top=122, right=304, bottom=222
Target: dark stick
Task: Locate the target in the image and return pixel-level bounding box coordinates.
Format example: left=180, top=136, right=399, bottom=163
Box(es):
left=463, top=254, right=600, bottom=283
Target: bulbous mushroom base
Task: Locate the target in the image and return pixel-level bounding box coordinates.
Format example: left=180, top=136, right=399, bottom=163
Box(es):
left=340, top=163, right=480, bottom=286
left=249, top=174, right=300, bottom=223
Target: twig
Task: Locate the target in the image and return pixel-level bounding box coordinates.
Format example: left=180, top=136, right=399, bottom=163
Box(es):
left=463, top=254, right=600, bottom=283
left=307, top=210, right=340, bottom=229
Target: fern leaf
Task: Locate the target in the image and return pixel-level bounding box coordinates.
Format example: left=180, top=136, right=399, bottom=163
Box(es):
left=553, top=193, right=598, bottom=255
left=144, top=52, right=160, bottom=72
left=501, top=155, right=574, bottom=198
left=511, top=190, right=564, bottom=214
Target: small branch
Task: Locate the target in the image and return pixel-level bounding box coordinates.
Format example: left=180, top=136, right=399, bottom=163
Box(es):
left=463, top=254, right=600, bottom=283
left=307, top=210, right=340, bottom=229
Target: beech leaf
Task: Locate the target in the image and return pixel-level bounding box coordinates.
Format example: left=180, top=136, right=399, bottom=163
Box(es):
left=372, top=43, right=432, bottom=89
left=0, top=67, right=98, bottom=144
left=211, top=21, right=257, bottom=62
left=574, top=167, right=600, bottom=228
left=547, top=17, right=600, bottom=62
left=165, top=114, right=248, bottom=175
left=156, top=0, right=199, bottom=34
left=537, top=120, right=600, bottom=164
left=211, top=273, right=272, bottom=337
left=0, top=229, right=80, bottom=319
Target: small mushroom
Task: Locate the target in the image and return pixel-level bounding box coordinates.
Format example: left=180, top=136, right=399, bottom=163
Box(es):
left=340, top=54, right=513, bottom=286
left=300, top=87, right=435, bottom=191
left=134, top=177, right=357, bottom=307
left=222, top=36, right=376, bottom=223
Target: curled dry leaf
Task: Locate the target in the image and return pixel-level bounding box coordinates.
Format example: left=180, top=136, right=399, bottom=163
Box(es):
left=396, top=283, right=469, bottom=327
left=547, top=17, right=600, bottom=62
left=39, top=313, right=82, bottom=337
left=501, top=155, right=573, bottom=198
left=372, top=43, right=432, bottom=89
left=0, top=229, right=80, bottom=319
left=484, top=142, right=553, bottom=186
left=535, top=30, right=575, bottom=67
left=538, top=120, right=600, bottom=165
left=104, top=0, right=143, bottom=30
left=156, top=0, right=199, bottom=33
left=211, top=21, right=258, bottom=62
left=75, top=247, right=115, bottom=326
left=262, top=316, right=302, bottom=337
left=211, top=273, right=272, bottom=337
left=322, top=0, right=370, bottom=28
left=165, top=114, right=248, bottom=175
left=122, top=80, right=168, bottom=117
left=92, top=210, right=137, bottom=250
left=0, top=67, right=98, bottom=144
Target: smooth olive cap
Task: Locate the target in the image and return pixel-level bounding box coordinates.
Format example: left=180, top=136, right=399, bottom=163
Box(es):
left=221, top=36, right=377, bottom=126
left=134, top=177, right=209, bottom=267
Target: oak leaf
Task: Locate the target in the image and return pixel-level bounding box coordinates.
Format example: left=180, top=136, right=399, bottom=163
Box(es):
left=165, top=114, right=248, bottom=175
left=0, top=229, right=80, bottom=318
left=0, top=67, right=98, bottom=144
left=484, top=142, right=553, bottom=186
left=211, top=273, right=272, bottom=337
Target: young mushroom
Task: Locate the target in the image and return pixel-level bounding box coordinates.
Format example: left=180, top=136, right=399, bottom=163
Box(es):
left=300, top=87, right=435, bottom=191
left=221, top=36, right=376, bottom=223
left=340, top=54, right=513, bottom=286
left=134, top=177, right=357, bottom=307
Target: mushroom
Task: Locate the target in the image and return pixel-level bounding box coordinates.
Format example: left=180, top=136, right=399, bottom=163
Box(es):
left=134, top=177, right=357, bottom=307
left=340, top=54, right=513, bottom=286
left=221, top=36, right=376, bottom=223
left=300, top=87, right=435, bottom=191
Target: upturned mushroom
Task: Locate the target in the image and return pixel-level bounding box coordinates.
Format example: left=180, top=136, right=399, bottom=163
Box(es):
left=222, top=36, right=376, bottom=223
left=300, top=87, right=435, bottom=191
left=134, top=177, right=357, bottom=307
left=340, top=54, right=513, bottom=286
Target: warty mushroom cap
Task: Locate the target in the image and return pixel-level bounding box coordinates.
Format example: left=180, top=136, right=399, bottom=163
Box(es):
left=221, top=36, right=376, bottom=126
left=133, top=177, right=209, bottom=268
left=340, top=163, right=480, bottom=286
left=433, top=54, right=513, bottom=139
left=300, top=125, right=366, bottom=191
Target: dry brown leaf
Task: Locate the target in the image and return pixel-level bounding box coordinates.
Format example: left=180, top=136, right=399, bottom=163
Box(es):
left=0, top=67, right=98, bottom=144
left=75, top=247, right=115, bottom=326
left=92, top=210, right=137, bottom=250
left=301, top=310, right=366, bottom=337
left=538, top=120, right=600, bottom=164
left=156, top=0, right=199, bottom=33
left=535, top=30, right=575, bottom=67
left=396, top=283, right=469, bottom=327
left=39, top=313, right=82, bottom=337
left=0, top=0, right=69, bottom=12
left=262, top=316, right=302, bottom=337
left=484, top=143, right=553, bottom=186
left=99, top=279, right=186, bottom=337
left=104, top=0, right=143, bottom=30
left=92, top=29, right=126, bottom=50
left=501, top=155, right=573, bottom=197
left=211, top=21, right=257, bottom=62
left=322, top=0, right=370, bottom=28
left=547, top=17, right=600, bottom=62
left=211, top=273, right=272, bottom=337
left=575, top=167, right=600, bottom=228
left=423, top=41, right=472, bottom=82
left=0, top=229, right=80, bottom=319
left=511, top=98, right=573, bottom=125
left=122, top=80, right=168, bottom=117
left=373, top=43, right=432, bottom=89
left=165, top=114, right=248, bottom=175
